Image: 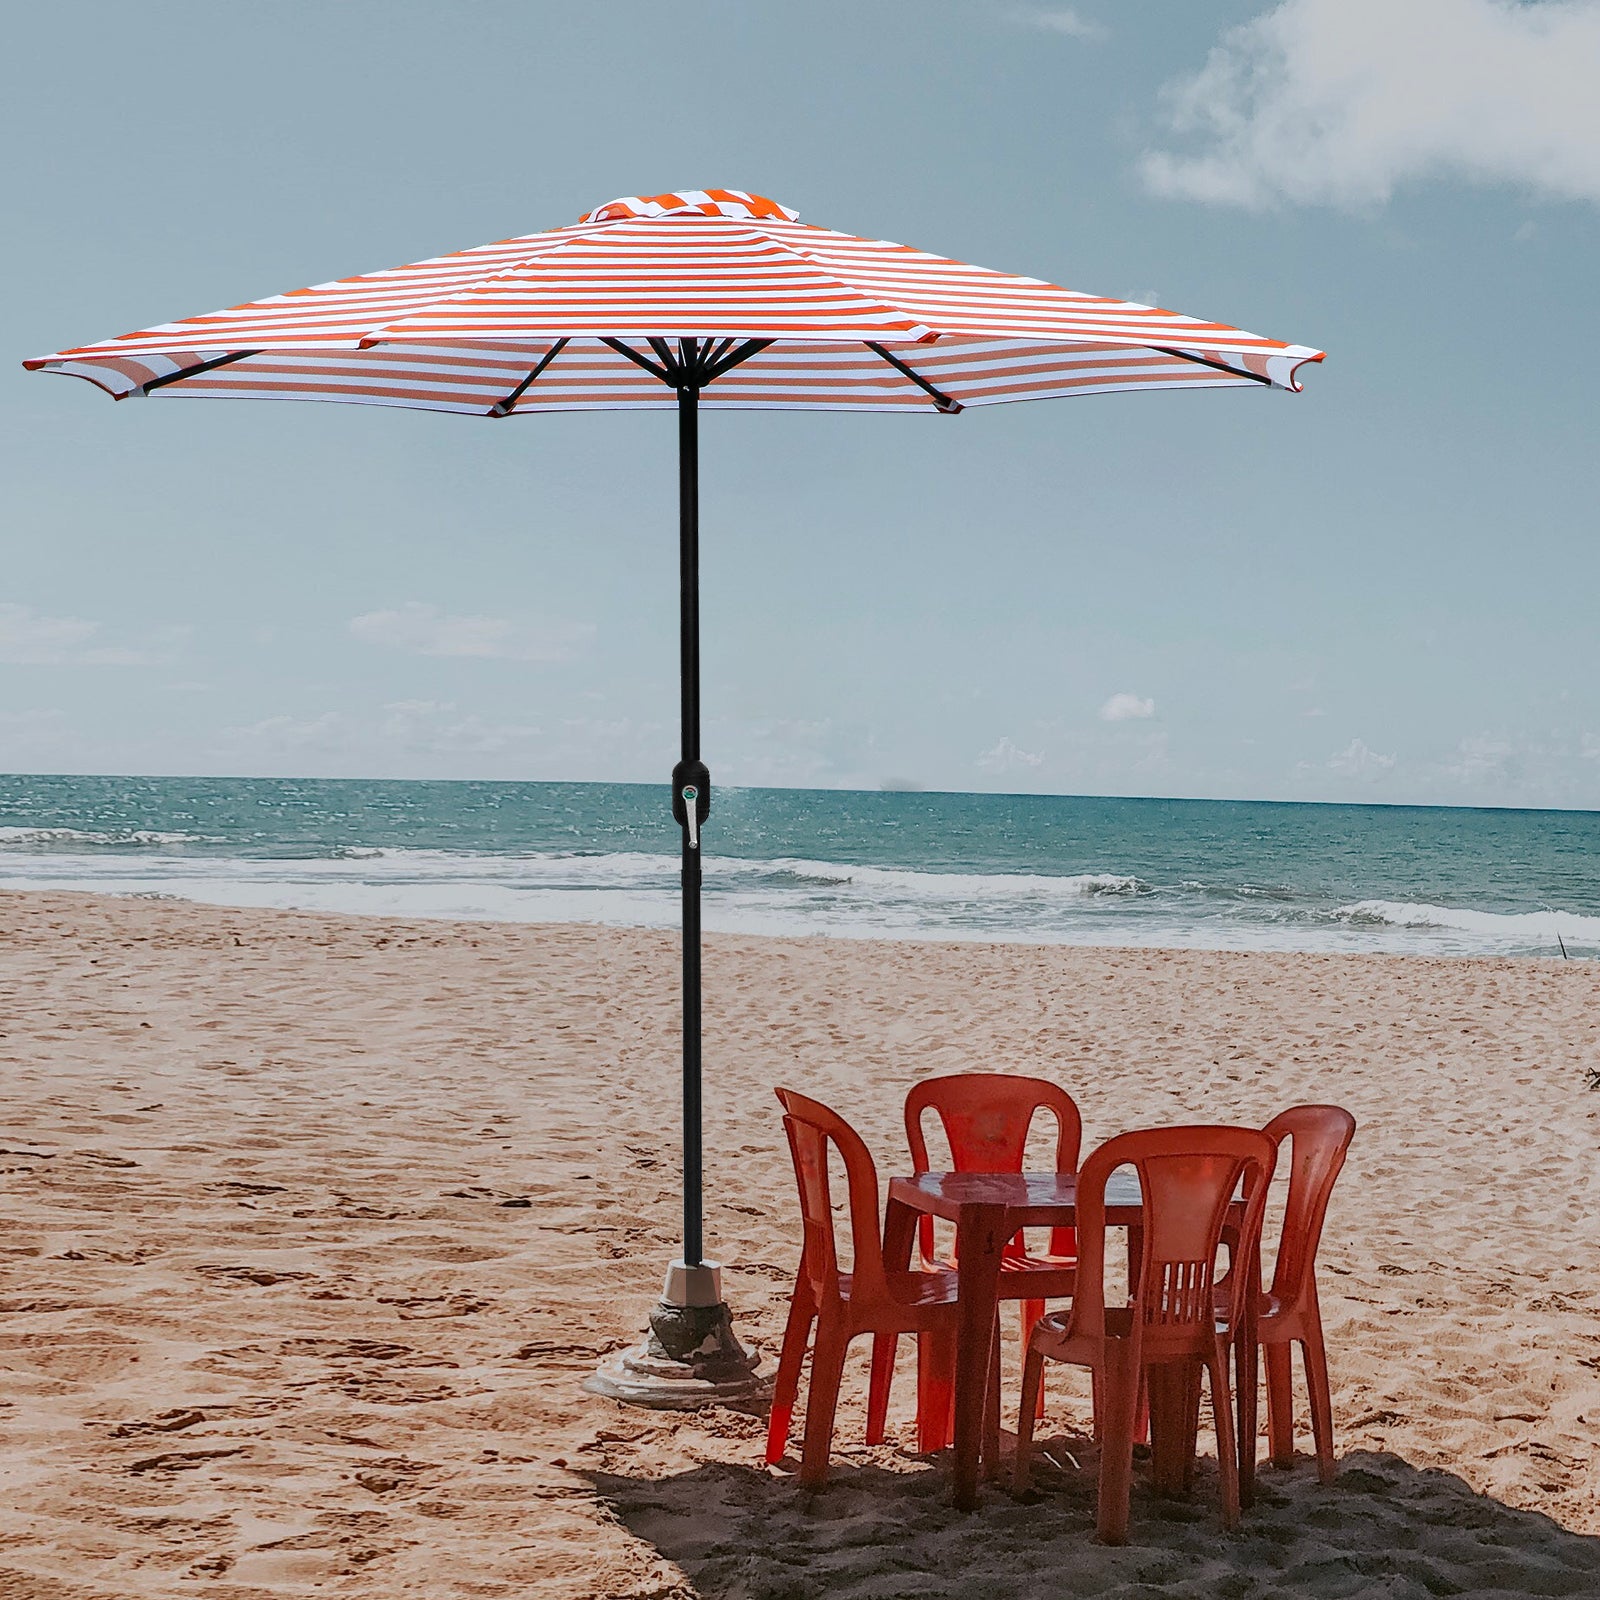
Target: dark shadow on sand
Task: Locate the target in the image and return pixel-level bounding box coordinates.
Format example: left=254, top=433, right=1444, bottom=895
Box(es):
left=584, top=1436, right=1600, bottom=1600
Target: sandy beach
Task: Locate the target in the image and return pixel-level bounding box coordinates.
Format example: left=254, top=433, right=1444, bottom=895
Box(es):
left=2, top=888, right=1599, bottom=1598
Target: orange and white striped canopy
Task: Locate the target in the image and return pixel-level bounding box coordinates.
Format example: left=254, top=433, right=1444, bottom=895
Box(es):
left=26, top=189, right=1323, bottom=415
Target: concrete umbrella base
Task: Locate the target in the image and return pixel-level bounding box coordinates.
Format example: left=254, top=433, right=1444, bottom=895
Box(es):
left=585, top=1261, right=767, bottom=1411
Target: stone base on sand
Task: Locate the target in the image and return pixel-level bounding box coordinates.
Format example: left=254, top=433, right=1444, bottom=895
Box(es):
left=585, top=1299, right=766, bottom=1410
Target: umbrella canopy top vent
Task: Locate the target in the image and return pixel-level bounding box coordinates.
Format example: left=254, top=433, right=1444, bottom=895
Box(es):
left=26, top=188, right=1323, bottom=414
left=578, top=189, right=801, bottom=223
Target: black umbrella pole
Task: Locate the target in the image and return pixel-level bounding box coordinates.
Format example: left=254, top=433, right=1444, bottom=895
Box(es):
left=585, top=379, right=758, bottom=1407
left=676, top=381, right=705, bottom=1270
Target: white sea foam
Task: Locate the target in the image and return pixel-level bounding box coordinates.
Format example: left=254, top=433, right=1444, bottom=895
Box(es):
left=761, top=858, right=1148, bottom=899
left=0, top=825, right=216, bottom=847
left=1332, top=899, right=1600, bottom=948
left=1, top=839, right=1593, bottom=958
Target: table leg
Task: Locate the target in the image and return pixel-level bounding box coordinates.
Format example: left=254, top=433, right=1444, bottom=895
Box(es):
left=883, top=1196, right=917, bottom=1275
left=951, top=1200, right=1008, bottom=1512
left=1238, top=1237, right=1261, bottom=1509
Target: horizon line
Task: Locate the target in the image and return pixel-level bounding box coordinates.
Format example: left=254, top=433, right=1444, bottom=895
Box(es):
left=1, top=770, right=1596, bottom=820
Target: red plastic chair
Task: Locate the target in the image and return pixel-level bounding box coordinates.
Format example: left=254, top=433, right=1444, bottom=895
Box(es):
left=905, top=1071, right=1083, bottom=1270
left=1255, top=1105, right=1356, bottom=1484
left=1013, top=1126, right=1277, bottom=1544
left=879, top=1073, right=1081, bottom=1422
left=765, top=1087, right=965, bottom=1486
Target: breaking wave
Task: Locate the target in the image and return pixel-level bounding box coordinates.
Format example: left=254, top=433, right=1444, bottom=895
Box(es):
left=1330, top=899, right=1600, bottom=949
left=0, top=825, right=216, bottom=848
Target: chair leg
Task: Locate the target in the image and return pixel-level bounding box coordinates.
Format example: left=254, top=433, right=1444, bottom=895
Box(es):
left=1207, top=1346, right=1241, bottom=1532
left=915, top=1324, right=957, bottom=1454
left=1013, top=1343, right=1045, bottom=1492
left=866, top=1332, right=898, bottom=1446
left=1235, top=1314, right=1259, bottom=1509
left=1302, top=1323, right=1337, bottom=1485
left=1264, top=1340, right=1294, bottom=1469
left=1021, top=1299, right=1047, bottom=1418
left=764, top=1288, right=814, bottom=1466
left=1096, top=1348, right=1138, bottom=1546
left=982, top=1315, right=1002, bottom=1477
left=799, top=1316, right=850, bottom=1490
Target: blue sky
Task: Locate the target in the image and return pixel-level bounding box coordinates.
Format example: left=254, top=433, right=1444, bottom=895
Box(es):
left=5, top=0, right=1597, bottom=807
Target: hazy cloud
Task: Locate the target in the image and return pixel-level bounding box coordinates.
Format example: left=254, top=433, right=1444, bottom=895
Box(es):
left=1100, top=692, right=1156, bottom=722
left=977, top=736, right=1045, bottom=772
left=710, top=713, right=883, bottom=789
left=227, top=712, right=349, bottom=754
left=381, top=699, right=543, bottom=755
left=348, top=602, right=593, bottom=662
left=1441, top=732, right=1519, bottom=786
left=1013, top=7, right=1107, bottom=40
left=1143, top=0, right=1600, bottom=209
left=0, top=603, right=158, bottom=667
left=1327, top=737, right=1396, bottom=775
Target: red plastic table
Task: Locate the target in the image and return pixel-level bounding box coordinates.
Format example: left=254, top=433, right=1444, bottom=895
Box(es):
left=885, top=1170, right=1259, bottom=1512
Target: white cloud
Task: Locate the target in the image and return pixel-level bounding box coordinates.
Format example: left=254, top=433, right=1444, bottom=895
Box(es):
left=1142, top=0, right=1600, bottom=209
left=1100, top=692, right=1156, bottom=722
left=976, top=736, right=1045, bottom=772
left=0, top=603, right=156, bottom=666
left=1327, top=737, right=1396, bottom=775
left=348, top=602, right=593, bottom=662
left=1013, top=7, right=1107, bottom=40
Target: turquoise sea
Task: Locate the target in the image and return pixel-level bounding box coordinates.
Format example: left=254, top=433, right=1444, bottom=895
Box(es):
left=2, top=775, right=1597, bottom=958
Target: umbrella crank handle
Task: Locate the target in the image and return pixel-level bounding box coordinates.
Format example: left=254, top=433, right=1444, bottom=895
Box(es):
left=672, top=760, right=711, bottom=851
left=682, top=786, right=700, bottom=851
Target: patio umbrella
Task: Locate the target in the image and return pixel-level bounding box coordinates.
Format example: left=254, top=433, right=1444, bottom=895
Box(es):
left=26, top=188, right=1323, bottom=1406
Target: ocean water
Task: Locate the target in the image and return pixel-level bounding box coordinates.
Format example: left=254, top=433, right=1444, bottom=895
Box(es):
left=1, top=775, right=1597, bottom=959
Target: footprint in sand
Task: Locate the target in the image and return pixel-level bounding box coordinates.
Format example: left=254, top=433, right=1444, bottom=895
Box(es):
left=195, top=1264, right=314, bottom=1287
left=127, top=1447, right=245, bottom=1474
left=107, top=1408, right=208, bottom=1437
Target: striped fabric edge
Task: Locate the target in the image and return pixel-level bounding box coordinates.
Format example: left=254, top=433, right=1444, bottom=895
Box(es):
left=24, top=336, right=1322, bottom=414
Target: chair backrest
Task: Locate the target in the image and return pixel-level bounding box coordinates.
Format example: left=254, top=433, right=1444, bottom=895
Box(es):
left=1263, top=1105, right=1356, bottom=1310
left=775, top=1086, right=889, bottom=1303
left=1069, top=1125, right=1277, bottom=1362
left=905, top=1072, right=1082, bottom=1176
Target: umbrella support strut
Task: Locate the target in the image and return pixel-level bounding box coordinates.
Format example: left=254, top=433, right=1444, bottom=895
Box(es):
left=587, top=355, right=763, bottom=1409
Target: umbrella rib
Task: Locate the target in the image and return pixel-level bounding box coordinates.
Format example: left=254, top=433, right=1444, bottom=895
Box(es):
left=865, top=342, right=963, bottom=413
left=649, top=337, right=686, bottom=383
left=487, top=337, right=570, bottom=416
left=601, top=337, right=675, bottom=387
left=135, top=348, right=262, bottom=397
left=700, top=338, right=774, bottom=386
left=1152, top=345, right=1273, bottom=387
